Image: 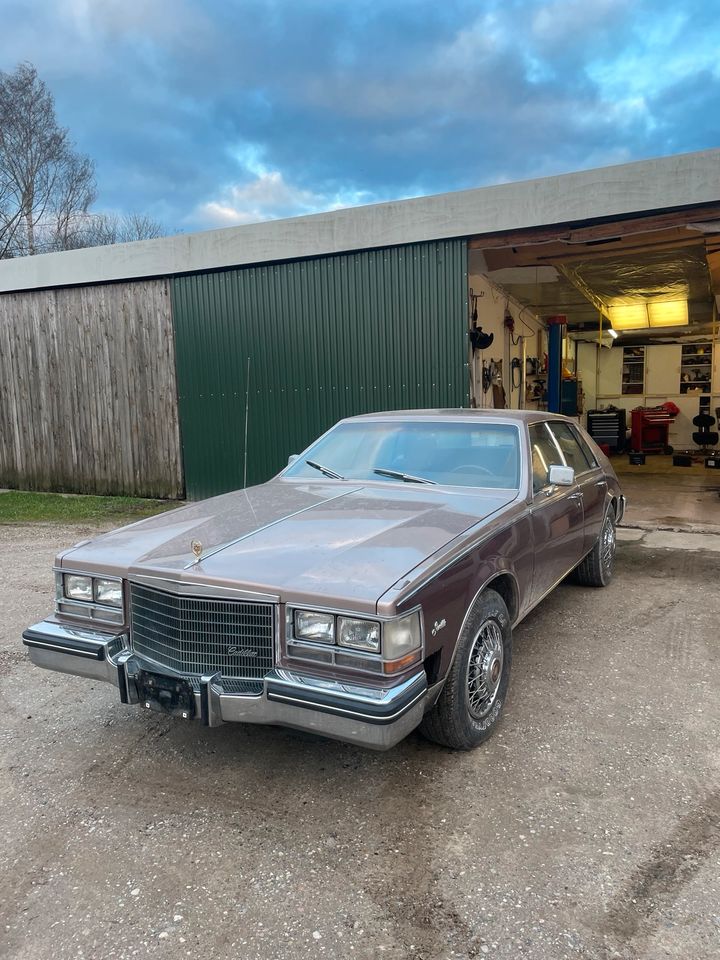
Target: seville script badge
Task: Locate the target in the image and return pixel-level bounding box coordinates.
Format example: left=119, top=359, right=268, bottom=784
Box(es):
left=190, top=539, right=203, bottom=562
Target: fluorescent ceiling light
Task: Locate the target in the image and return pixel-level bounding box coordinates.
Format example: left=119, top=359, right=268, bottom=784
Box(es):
left=647, top=300, right=688, bottom=327
left=607, top=328, right=618, bottom=339
left=608, top=304, right=649, bottom=330
left=608, top=300, right=689, bottom=331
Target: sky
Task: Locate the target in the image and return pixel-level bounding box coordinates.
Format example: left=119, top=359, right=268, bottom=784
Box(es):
left=2, top=0, right=718, bottom=235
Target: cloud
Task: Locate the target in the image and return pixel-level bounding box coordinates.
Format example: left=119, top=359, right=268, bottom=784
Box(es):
left=1, top=0, right=718, bottom=233
left=194, top=158, right=379, bottom=228
left=196, top=171, right=333, bottom=227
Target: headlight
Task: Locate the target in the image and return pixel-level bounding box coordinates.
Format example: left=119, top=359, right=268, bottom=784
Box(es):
left=288, top=607, right=423, bottom=676
left=60, top=572, right=124, bottom=621
left=383, top=612, right=422, bottom=660
left=64, top=574, right=92, bottom=602
left=337, top=617, right=381, bottom=652
left=94, top=578, right=123, bottom=607
left=295, top=610, right=335, bottom=643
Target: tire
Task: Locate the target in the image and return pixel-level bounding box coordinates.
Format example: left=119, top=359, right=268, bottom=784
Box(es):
left=419, top=589, right=512, bottom=750
left=572, top=504, right=616, bottom=587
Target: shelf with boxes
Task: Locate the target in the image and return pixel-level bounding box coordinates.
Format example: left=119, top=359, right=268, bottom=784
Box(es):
left=679, top=342, right=713, bottom=394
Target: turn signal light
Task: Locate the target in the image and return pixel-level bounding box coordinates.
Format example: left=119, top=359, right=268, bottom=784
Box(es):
left=383, top=651, right=421, bottom=675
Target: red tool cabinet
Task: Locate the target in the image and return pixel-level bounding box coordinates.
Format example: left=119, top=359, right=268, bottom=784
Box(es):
left=630, top=403, right=679, bottom=454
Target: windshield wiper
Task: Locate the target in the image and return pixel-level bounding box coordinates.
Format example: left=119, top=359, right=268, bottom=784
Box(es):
left=306, top=459, right=345, bottom=480
left=373, top=468, right=436, bottom=485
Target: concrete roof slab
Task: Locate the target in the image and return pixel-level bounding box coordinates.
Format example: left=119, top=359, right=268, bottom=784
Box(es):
left=1, top=149, right=719, bottom=293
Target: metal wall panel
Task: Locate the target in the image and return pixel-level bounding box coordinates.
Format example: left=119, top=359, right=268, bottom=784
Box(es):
left=0, top=279, right=183, bottom=498
left=171, top=240, right=468, bottom=500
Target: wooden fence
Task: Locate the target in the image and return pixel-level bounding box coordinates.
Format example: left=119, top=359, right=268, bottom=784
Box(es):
left=0, top=279, right=183, bottom=498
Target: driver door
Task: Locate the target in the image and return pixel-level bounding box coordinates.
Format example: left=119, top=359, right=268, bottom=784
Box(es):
left=528, top=422, right=585, bottom=603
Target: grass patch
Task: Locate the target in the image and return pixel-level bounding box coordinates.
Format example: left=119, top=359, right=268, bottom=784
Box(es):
left=0, top=490, right=180, bottom=524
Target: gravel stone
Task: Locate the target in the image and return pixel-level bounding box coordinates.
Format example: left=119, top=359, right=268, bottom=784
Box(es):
left=0, top=521, right=718, bottom=959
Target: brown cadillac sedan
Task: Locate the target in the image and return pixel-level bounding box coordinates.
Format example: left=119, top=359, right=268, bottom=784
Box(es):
left=23, top=410, right=624, bottom=751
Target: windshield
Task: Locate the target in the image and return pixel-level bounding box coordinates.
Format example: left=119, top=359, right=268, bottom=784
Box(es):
left=283, top=420, right=521, bottom=490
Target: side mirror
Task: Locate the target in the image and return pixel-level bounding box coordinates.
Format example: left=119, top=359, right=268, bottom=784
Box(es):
left=548, top=464, right=575, bottom=486
left=287, top=454, right=299, bottom=466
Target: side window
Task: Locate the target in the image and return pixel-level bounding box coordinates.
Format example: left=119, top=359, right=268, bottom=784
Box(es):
left=529, top=423, right=564, bottom=494
left=547, top=422, right=592, bottom=473
left=571, top=426, right=599, bottom=469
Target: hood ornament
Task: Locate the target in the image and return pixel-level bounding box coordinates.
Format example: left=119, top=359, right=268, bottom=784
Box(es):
left=190, top=539, right=203, bottom=562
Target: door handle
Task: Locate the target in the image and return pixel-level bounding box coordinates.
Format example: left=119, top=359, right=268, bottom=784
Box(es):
left=568, top=492, right=583, bottom=501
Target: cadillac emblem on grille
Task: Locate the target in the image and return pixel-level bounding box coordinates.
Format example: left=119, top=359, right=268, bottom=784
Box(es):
left=227, top=645, right=258, bottom=657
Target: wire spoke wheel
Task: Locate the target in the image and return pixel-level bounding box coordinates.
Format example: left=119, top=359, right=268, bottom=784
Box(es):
left=465, top=618, right=504, bottom=720
left=420, top=588, right=511, bottom=749
left=601, top=514, right=616, bottom=573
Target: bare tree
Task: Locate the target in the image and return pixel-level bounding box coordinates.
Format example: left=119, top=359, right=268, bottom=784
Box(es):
left=0, top=62, right=96, bottom=257
left=70, top=211, right=165, bottom=248
left=0, top=177, right=23, bottom=258
left=116, top=212, right=165, bottom=242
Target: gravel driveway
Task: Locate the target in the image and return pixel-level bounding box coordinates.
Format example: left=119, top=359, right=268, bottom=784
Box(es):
left=1, top=522, right=719, bottom=960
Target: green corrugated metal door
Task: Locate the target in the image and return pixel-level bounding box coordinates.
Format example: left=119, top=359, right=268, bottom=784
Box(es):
left=171, top=240, right=468, bottom=499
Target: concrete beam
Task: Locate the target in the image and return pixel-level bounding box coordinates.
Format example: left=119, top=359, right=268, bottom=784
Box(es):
left=1, top=149, right=719, bottom=293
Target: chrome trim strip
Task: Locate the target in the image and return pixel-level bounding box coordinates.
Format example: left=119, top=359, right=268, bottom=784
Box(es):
left=200, top=673, right=223, bottom=726
left=286, top=601, right=423, bottom=624
left=22, top=638, right=101, bottom=659
left=271, top=668, right=425, bottom=704
left=181, top=487, right=362, bottom=569
left=266, top=688, right=427, bottom=723
left=23, top=620, right=125, bottom=645
left=53, top=566, right=122, bottom=584
left=55, top=599, right=124, bottom=623
left=128, top=573, right=280, bottom=604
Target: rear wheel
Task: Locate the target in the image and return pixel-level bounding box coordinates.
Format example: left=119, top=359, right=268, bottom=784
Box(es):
left=573, top=505, right=616, bottom=587
left=419, top=589, right=512, bottom=750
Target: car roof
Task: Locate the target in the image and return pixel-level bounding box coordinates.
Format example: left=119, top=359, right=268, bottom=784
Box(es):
left=342, top=408, right=575, bottom=425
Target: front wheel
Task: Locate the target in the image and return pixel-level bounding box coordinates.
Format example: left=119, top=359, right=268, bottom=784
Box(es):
left=419, top=589, right=512, bottom=750
left=572, top=505, right=616, bottom=587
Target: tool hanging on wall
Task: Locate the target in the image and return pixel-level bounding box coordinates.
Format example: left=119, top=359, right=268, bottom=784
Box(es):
left=491, top=360, right=507, bottom=409
left=470, top=327, right=494, bottom=351
left=469, top=287, right=494, bottom=352
left=482, top=359, right=492, bottom=394
left=504, top=301, right=535, bottom=345
left=511, top=357, right=522, bottom=390
left=504, top=307, right=515, bottom=336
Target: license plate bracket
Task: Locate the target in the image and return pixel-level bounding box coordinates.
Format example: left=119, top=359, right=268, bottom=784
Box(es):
left=135, top=669, right=196, bottom=719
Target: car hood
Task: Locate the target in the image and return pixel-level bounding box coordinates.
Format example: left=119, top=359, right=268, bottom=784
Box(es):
left=60, top=480, right=516, bottom=612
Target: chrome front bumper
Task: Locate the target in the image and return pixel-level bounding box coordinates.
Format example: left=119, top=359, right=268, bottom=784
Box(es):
left=22, top=620, right=428, bottom=750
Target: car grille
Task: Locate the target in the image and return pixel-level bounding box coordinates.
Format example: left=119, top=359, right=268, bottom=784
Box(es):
left=130, top=584, right=274, bottom=681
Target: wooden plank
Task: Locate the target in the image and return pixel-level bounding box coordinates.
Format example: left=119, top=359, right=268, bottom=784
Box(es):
left=0, top=279, right=183, bottom=498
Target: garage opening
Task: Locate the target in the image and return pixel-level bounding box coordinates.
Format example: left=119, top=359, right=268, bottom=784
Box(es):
left=467, top=203, right=720, bottom=531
